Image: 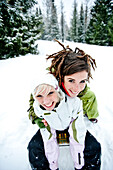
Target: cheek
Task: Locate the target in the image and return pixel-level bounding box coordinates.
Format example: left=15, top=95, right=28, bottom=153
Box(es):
left=80, top=83, right=86, bottom=91
left=36, top=98, right=42, bottom=105
left=64, top=81, right=70, bottom=89
left=53, top=94, right=59, bottom=102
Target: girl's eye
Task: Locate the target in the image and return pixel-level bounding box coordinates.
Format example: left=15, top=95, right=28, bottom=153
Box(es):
left=80, top=80, right=87, bottom=83
left=36, top=95, right=42, bottom=98
left=48, top=91, right=54, bottom=95
left=69, top=79, right=74, bottom=83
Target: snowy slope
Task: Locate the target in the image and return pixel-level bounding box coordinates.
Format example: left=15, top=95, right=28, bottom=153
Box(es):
left=0, top=40, right=113, bottom=170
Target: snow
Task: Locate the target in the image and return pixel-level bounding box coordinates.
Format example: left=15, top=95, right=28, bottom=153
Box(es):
left=0, top=40, right=113, bottom=170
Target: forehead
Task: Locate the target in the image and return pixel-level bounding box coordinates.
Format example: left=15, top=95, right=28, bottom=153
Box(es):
left=65, top=70, right=88, bottom=80
left=38, top=86, right=56, bottom=96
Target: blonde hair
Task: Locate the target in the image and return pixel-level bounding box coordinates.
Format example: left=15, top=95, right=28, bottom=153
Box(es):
left=34, top=84, right=63, bottom=101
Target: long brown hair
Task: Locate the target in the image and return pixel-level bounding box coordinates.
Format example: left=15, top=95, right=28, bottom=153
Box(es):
left=47, top=39, right=97, bottom=86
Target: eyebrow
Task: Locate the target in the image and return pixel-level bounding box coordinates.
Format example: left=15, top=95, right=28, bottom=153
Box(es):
left=67, top=78, right=88, bottom=81
left=67, top=78, right=74, bottom=80
left=67, top=78, right=75, bottom=82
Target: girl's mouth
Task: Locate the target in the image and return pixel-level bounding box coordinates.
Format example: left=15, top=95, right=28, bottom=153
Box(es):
left=70, top=90, right=79, bottom=95
left=44, top=102, right=54, bottom=108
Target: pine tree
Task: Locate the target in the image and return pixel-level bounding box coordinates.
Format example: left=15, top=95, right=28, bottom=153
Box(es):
left=59, top=0, right=69, bottom=41
left=78, top=3, right=85, bottom=43
left=60, top=0, right=64, bottom=42
left=65, top=24, right=70, bottom=41
left=42, top=0, right=51, bottom=40
left=107, top=12, right=113, bottom=45
left=0, top=2, right=11, bottom=59
left=50, top=1, right=60, bottom=40
left=86, top=0, right=113, bottom=46
left=22, top=7, right=44, bottom=51
left=0, top=0, right=43, bottom=59
left=84, top=3, right=88, bottom=35
left=70, top=0, right=78, bottom=42
left=43, top=0, right=60, bottom=40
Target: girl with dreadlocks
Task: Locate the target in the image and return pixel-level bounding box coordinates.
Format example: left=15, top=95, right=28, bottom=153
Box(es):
left=28, top=40, right=101, bottom=170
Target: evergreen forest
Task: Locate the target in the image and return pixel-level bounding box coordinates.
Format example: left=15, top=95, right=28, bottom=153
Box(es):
left=0, top=0, right=113, bottom=59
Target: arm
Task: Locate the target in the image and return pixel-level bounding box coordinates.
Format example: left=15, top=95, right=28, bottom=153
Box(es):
left=72, top=99, right=87, bottom=144
left=69, top=99, right=86, bottom=169
left=78, top=86, right=99, bottom=121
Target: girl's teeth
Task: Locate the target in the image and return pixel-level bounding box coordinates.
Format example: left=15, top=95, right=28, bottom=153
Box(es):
left=46, top=103, right=52, bottom=107
left=71, top=91, right=79, bottom=94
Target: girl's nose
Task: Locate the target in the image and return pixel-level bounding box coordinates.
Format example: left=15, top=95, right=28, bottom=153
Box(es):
left=73, top=84, right=79, bottom=92
left=43, top=96, right=50, bottom=105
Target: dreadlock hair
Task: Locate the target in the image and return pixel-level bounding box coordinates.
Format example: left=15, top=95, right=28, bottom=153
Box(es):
left=46, top=39, right=97, bottom=87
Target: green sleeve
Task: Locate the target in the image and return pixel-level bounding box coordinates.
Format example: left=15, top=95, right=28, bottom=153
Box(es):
left=34, top=118, right=45, bottom=128
left=28, top=93, right=37, bottom=123
left=28, top=94, right=45, bottom=128
left=78, top=86, right=99, bottom=119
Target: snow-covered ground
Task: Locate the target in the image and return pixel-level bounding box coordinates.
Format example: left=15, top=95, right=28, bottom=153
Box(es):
left=0, top=40, right=113, bottom=170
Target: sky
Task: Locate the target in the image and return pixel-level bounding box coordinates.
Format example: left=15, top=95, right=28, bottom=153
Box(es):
left=37, top=0, right=95, bottom=26
left=0, top=40, right=113, bottom=170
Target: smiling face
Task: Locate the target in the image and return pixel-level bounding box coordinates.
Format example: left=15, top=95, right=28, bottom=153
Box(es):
left=35, top=85, right=59, bottom=111
left=64, top=70, right=88, bottom=97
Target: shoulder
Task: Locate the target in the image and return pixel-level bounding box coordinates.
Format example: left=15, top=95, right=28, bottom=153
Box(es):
left=79, top=85, right=96, bottom=100
left=85, top=89, right=96, bottom=101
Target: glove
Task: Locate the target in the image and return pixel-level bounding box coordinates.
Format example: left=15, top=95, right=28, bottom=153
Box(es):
left=34, top=118, right=45, bottom=128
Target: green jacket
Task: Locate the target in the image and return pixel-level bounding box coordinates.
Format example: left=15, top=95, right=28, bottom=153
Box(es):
left=28, top=85, right=99, bottom=128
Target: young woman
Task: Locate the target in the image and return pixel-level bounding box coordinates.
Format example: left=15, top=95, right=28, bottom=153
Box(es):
left=28, top=40, right=101, bottom=170
left=29, top=73, right=86, bottom=170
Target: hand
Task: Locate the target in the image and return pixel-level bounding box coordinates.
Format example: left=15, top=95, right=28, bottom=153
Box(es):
left=42, top=119, right=48, bottom=127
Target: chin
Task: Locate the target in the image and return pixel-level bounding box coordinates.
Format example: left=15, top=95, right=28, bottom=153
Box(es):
left=46, top=105, right=55, bottom=111
left=71, top=95, right=77, bottom=98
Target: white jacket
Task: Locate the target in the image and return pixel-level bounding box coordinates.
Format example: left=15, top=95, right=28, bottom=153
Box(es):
left=33, top=92, right=86, bottom=144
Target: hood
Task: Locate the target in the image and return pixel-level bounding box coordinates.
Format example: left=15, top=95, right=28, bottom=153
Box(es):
left=32, top=73, right=60, bottom=94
